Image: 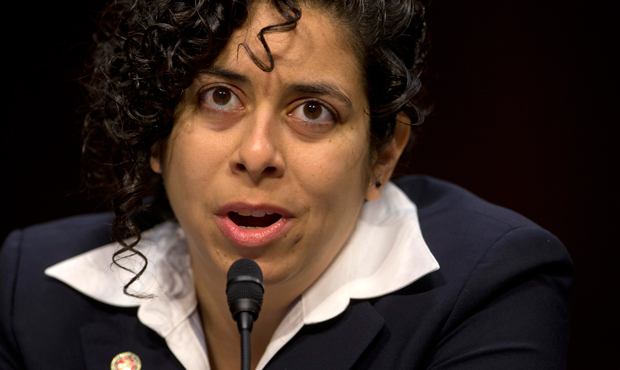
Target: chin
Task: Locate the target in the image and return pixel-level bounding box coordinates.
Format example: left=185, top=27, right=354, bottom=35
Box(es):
left=253, top=255, right=306, bottom=288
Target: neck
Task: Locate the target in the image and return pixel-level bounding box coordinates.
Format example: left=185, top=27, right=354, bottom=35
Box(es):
left=191, top=259, right=296, bottom=370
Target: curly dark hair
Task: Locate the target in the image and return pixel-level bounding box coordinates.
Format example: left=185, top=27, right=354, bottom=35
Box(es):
left=82, top=0, right=428, bottom=296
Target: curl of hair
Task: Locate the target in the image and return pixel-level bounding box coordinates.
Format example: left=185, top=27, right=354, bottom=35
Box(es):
left=82, top=0, right=428, bottom=297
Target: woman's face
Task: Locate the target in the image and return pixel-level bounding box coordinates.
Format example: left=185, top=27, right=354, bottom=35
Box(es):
left=151, top=3, right=391, bottom=292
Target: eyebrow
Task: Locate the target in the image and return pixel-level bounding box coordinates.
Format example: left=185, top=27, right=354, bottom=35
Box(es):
left=199, top=67, right=250, bottom=84
left=199, top=67, right=353, bottom=108
left=285, top=83, right=353, bottom=108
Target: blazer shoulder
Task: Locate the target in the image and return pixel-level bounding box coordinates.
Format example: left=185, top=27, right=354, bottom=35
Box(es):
left=0, top=213, right=116, bottom=310
left=20, top=212, right=114, bottom=237
left=381, top=176, right=573, bottom=369
left=395, top=175, right=541, bottom=229
left=394, top=175, right=571, bottom=280
left=6, top=213, right=116, bottom=265
left=0, top=213, right=175, bottom=370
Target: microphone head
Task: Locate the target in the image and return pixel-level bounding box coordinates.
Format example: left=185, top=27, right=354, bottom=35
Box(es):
left=227, top=258, right=263, bottom=284
left=226, top=258, right=264, bottom=320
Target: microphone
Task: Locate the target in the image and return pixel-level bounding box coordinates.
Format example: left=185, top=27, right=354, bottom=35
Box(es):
left=226, top=258, right=264, bottom=370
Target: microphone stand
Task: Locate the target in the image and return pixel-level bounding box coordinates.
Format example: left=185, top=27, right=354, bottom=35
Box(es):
left=226, top=258, right=264, bottom=370
left=239, top=312, right=252, bottom=370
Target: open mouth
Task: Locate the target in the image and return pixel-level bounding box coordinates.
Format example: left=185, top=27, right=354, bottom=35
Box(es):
left=217, top=206, right=292, bottom=247
left=228, top=210, right=282, bottom=230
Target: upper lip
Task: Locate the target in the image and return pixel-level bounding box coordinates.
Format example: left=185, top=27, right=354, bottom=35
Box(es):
left=216, top=202, right=295, bottom=218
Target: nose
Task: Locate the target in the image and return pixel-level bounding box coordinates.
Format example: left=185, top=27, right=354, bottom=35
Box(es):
left=230, top=114, right=285, bottom=183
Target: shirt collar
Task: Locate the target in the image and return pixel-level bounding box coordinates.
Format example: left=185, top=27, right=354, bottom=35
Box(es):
left=300, top=181, right=439, bottom=324
left=45, top=181, right=439, bottom=370
left=44, top=222, right=196, bottom=331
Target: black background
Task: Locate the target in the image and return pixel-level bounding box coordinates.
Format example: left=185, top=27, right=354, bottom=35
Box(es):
left=2, top=0, right=616, bottom=367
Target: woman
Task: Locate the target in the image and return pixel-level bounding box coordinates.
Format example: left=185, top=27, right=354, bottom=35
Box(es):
left=0, top=0, right=572, bottom=369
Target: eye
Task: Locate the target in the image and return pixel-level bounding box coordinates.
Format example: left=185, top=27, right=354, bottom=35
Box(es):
left=290, top=101, right=336, bottom=124
left=200, top=86, right=242, bottom=111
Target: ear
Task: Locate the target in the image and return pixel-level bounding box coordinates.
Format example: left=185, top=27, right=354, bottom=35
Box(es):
left=365, top=112, right=411, bottom=202
left=150, top=141, right=163, bottom=174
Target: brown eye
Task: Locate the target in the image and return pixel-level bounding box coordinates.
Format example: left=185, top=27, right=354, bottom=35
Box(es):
left=290, top=101, right=335, bottom=126
left=201, top=86, right=242, bottom=111
left=213, top=88, right=232, bottom=105
left=303, top=103, right=322, bottom=119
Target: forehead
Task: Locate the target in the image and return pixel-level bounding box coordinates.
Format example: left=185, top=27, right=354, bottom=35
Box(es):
left=210, top=2, right=365, bottom=103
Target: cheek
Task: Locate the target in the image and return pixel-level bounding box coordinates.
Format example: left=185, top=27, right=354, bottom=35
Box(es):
left=162, top=122, right=231, bottom=207
left=288, top=129, right=370, bottom=207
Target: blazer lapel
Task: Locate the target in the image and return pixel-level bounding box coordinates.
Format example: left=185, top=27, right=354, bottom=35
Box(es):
left=80, top=319, right=185, bottom=370
left=266, top=301, right=385, bottom=370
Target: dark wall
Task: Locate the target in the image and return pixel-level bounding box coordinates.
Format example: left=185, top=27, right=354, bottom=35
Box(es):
left=3, top=1, right=615, bottom=368
left=403, top=1, right=616, bottom=368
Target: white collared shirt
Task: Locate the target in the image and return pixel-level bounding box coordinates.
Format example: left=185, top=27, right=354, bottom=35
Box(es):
left=45, top=182, right=439, bottom=370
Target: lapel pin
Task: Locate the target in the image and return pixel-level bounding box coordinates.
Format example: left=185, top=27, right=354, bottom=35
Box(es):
left=110, top=351, right=142, bottom=370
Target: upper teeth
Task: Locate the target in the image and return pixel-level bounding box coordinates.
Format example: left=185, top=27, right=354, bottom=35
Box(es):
left=236, top=210, right=273, bottom=217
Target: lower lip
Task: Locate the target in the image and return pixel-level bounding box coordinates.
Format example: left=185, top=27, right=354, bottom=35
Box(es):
left=215, top=215, right=292, bottom=248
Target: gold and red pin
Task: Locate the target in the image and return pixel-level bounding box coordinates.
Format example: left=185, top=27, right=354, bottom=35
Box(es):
left=110, top=352, right=142, bottom=370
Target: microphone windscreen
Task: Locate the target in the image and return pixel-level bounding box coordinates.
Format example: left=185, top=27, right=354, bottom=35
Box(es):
left=226, top=258, right=264, bottom=306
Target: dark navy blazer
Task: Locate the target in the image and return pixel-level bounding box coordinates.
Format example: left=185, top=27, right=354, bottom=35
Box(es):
left=0, top=176, right=573, bottom=369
